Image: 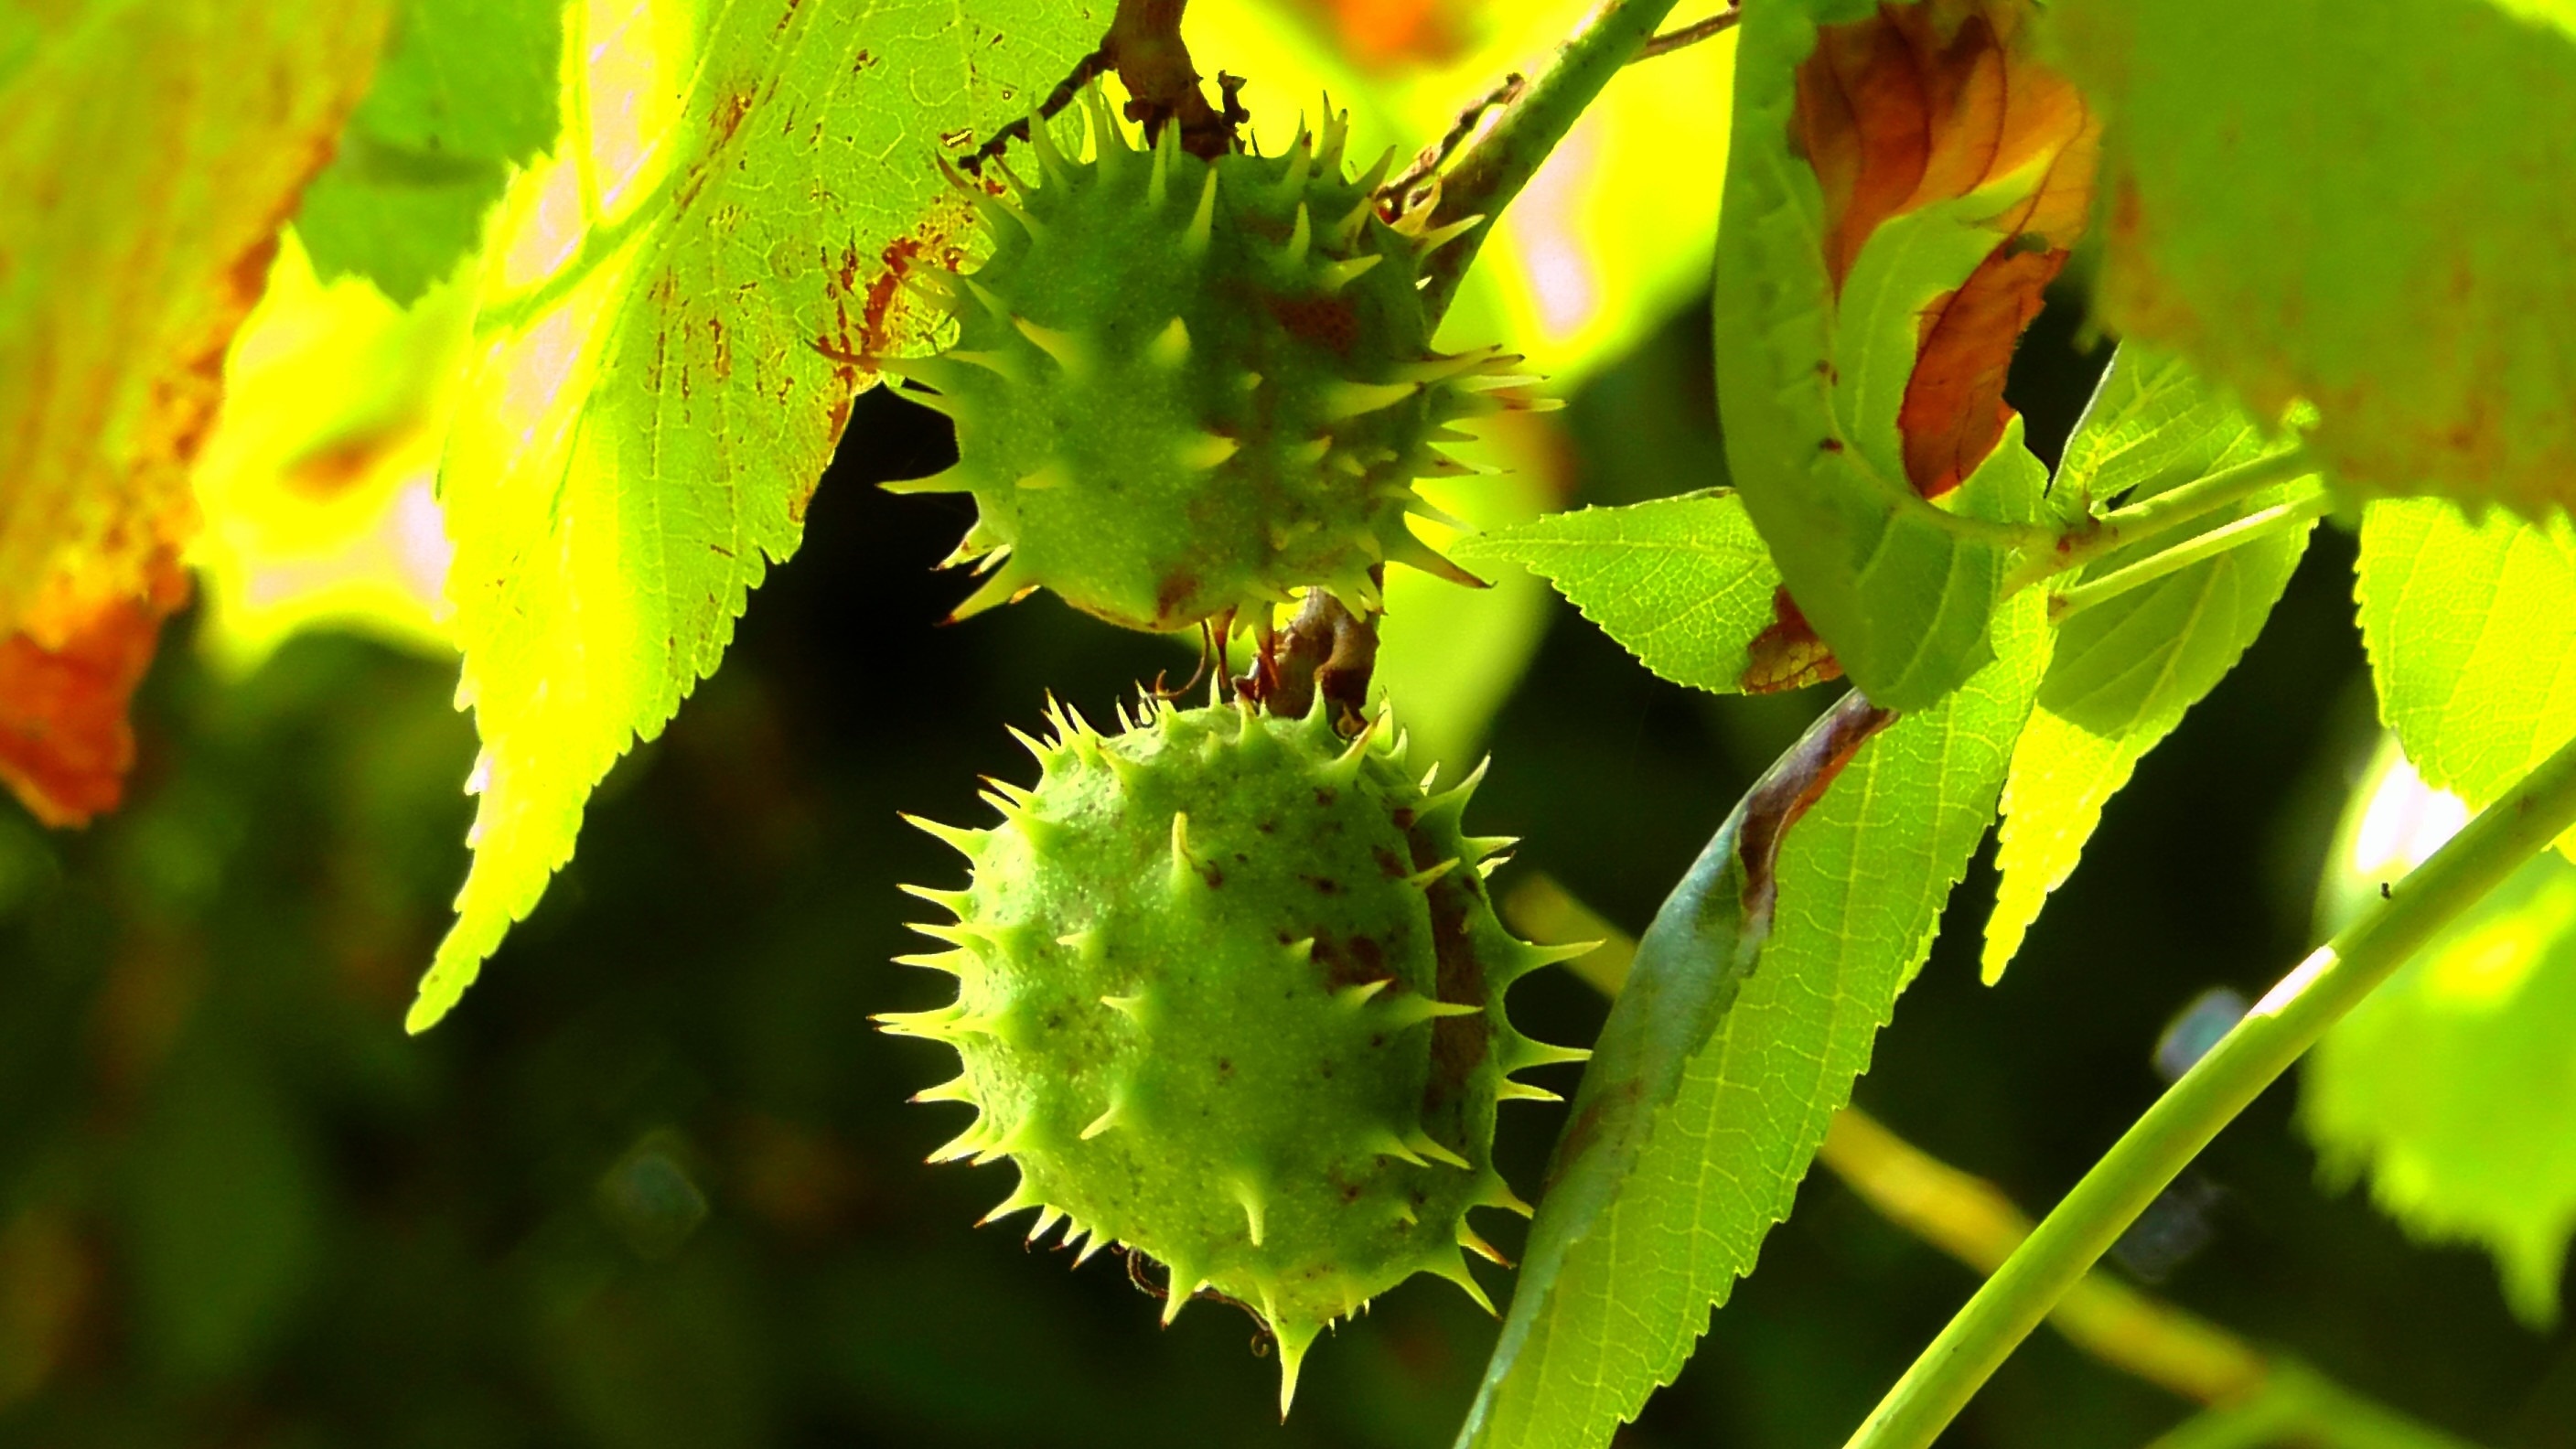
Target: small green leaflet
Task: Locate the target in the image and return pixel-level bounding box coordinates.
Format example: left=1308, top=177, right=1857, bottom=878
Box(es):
left=1454, top=592, right=2052, bottom=1449
left=1710, top=0, right=2053, bottom=712
left=1452, top=490, right=1781, bottom=694
left=295, top=0, right=564, bottom=303
left=1981, top=347, right=2314, bottom=980
left=2308, top=746, right=2576, bottom=1325
left=407, top=0, right=1096, bottom=1031
left=2356, top=498, right=2576, bottom=856
left=2052, top=0, right=2576, bottom=515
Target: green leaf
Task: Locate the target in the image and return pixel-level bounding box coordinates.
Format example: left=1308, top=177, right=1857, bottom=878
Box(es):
left=2052, top=347, right=2289, bottom=511
left=1710, top=0, right=2067, bottom=711
left=296, top=0, right=564, bottom=303
left=2051, top=0, right=2576, bottom=514
left=1453, top=489, right=1781, bottom=694
left=407, top=0, right=1097, bottom=1031
left=1455, top=592, right=2052, bottom=1449
left=1981, top=348, right=2313, bottom=979
left=2356, top=498, right=2576, bottom=848
left=2307, top=743, right=2576, bottom=1325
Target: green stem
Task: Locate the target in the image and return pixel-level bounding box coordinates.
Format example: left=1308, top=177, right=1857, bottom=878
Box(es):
left=2049, top=488, right=2333, bottom=621
left=1841, top=726, right=2576, bottom=1449
left=1412, top=0, right=1684, bottom=323
left=2007, top=447, right=2319, bottom=595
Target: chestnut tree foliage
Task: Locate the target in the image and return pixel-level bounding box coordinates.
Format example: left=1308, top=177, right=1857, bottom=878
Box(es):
left=7, top=0, right=2576, bottom=1444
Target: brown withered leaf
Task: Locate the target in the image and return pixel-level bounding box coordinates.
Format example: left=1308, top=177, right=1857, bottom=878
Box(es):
left=1743, top=586, right=1847, bottom=693
left=1794, top=0, right=2098, bottom=499
left=1900, top=239, right=2067, bottom=497
left=0, top=553, right=190, bottom=828
left=0, top=0, right=392, bottom=825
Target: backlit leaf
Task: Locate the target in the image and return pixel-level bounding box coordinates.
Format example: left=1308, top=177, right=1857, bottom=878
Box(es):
left=2307, top=743, right=2576, bottom=1325
left=408, top=0, right=1097, bottom=1030
left=1712, top=0, right=2095, bottom=709
left=1981, top=348, right=2313, bottom=979
left=1453, top=489, right=1783, bottom=694
left=2052, top=0, right=2576, bottom=514
left=0, top=0, right=393, bottom=824
left=295, top=0, right=567, bottom=303
left=1455, top=592, right=2052, bottom=1448
left=2356, top=498, right=2576, bottom=853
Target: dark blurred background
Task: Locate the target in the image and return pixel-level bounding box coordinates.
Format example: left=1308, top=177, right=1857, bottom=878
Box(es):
left=2, top=279, right=2571, bottom=1449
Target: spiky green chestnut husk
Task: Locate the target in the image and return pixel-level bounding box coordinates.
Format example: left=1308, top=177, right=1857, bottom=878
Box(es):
left=885, top=87, right=1541, bottom=632
left=881, top=696, right=1587, bottom=1412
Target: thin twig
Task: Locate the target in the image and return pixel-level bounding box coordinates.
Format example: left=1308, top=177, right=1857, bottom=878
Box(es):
left=1635, top=5, right=1741, bottom=60
left=1255, top=591, right=1377, bottom=729
left=961, top=0, right=1236, bottom=177
left=1826, top=1115, right=2487, bottom=1449
left=958, top=47, right=1111, bottom=176
left=1379, top=74, right=1526, bottom=216
left=1410, top=0, right=1686, bottom=322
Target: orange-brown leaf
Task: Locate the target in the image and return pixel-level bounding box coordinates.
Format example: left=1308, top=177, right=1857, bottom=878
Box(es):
left=0, top=0, right=390, bottom=825
left=0, top=553, right=190, bottom=828
left=1900, top=242, right=2067, bottom=498
left=1794, top=0, right=2098, bottom=498
left=1743, top=587, right=1846, bottom=693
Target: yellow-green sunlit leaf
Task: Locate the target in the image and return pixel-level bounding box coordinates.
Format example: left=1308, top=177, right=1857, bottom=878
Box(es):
left=2054, top=0, right=2576, bottom=515
left=1464, top=592, right=2053, bottom=1449
left=2309, top=741, right=2576, bottom=1324
left=1711, top=0, right=2094, bottom=711
left=2357, top=497, right=2576, bottom=861
left=1982, top=348, right=2313, bottom=981
left=1454, top=488, right=1781, bottom=695
left=410, top=0, right=1096, bottom=1030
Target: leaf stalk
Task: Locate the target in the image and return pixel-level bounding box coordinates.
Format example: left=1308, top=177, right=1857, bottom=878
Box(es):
left=2010, top=446, right=2320, bottom=596
left=1841, top=725, right=2576, bottom=1449
left=2048, top=488, right=2333, bottom=621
